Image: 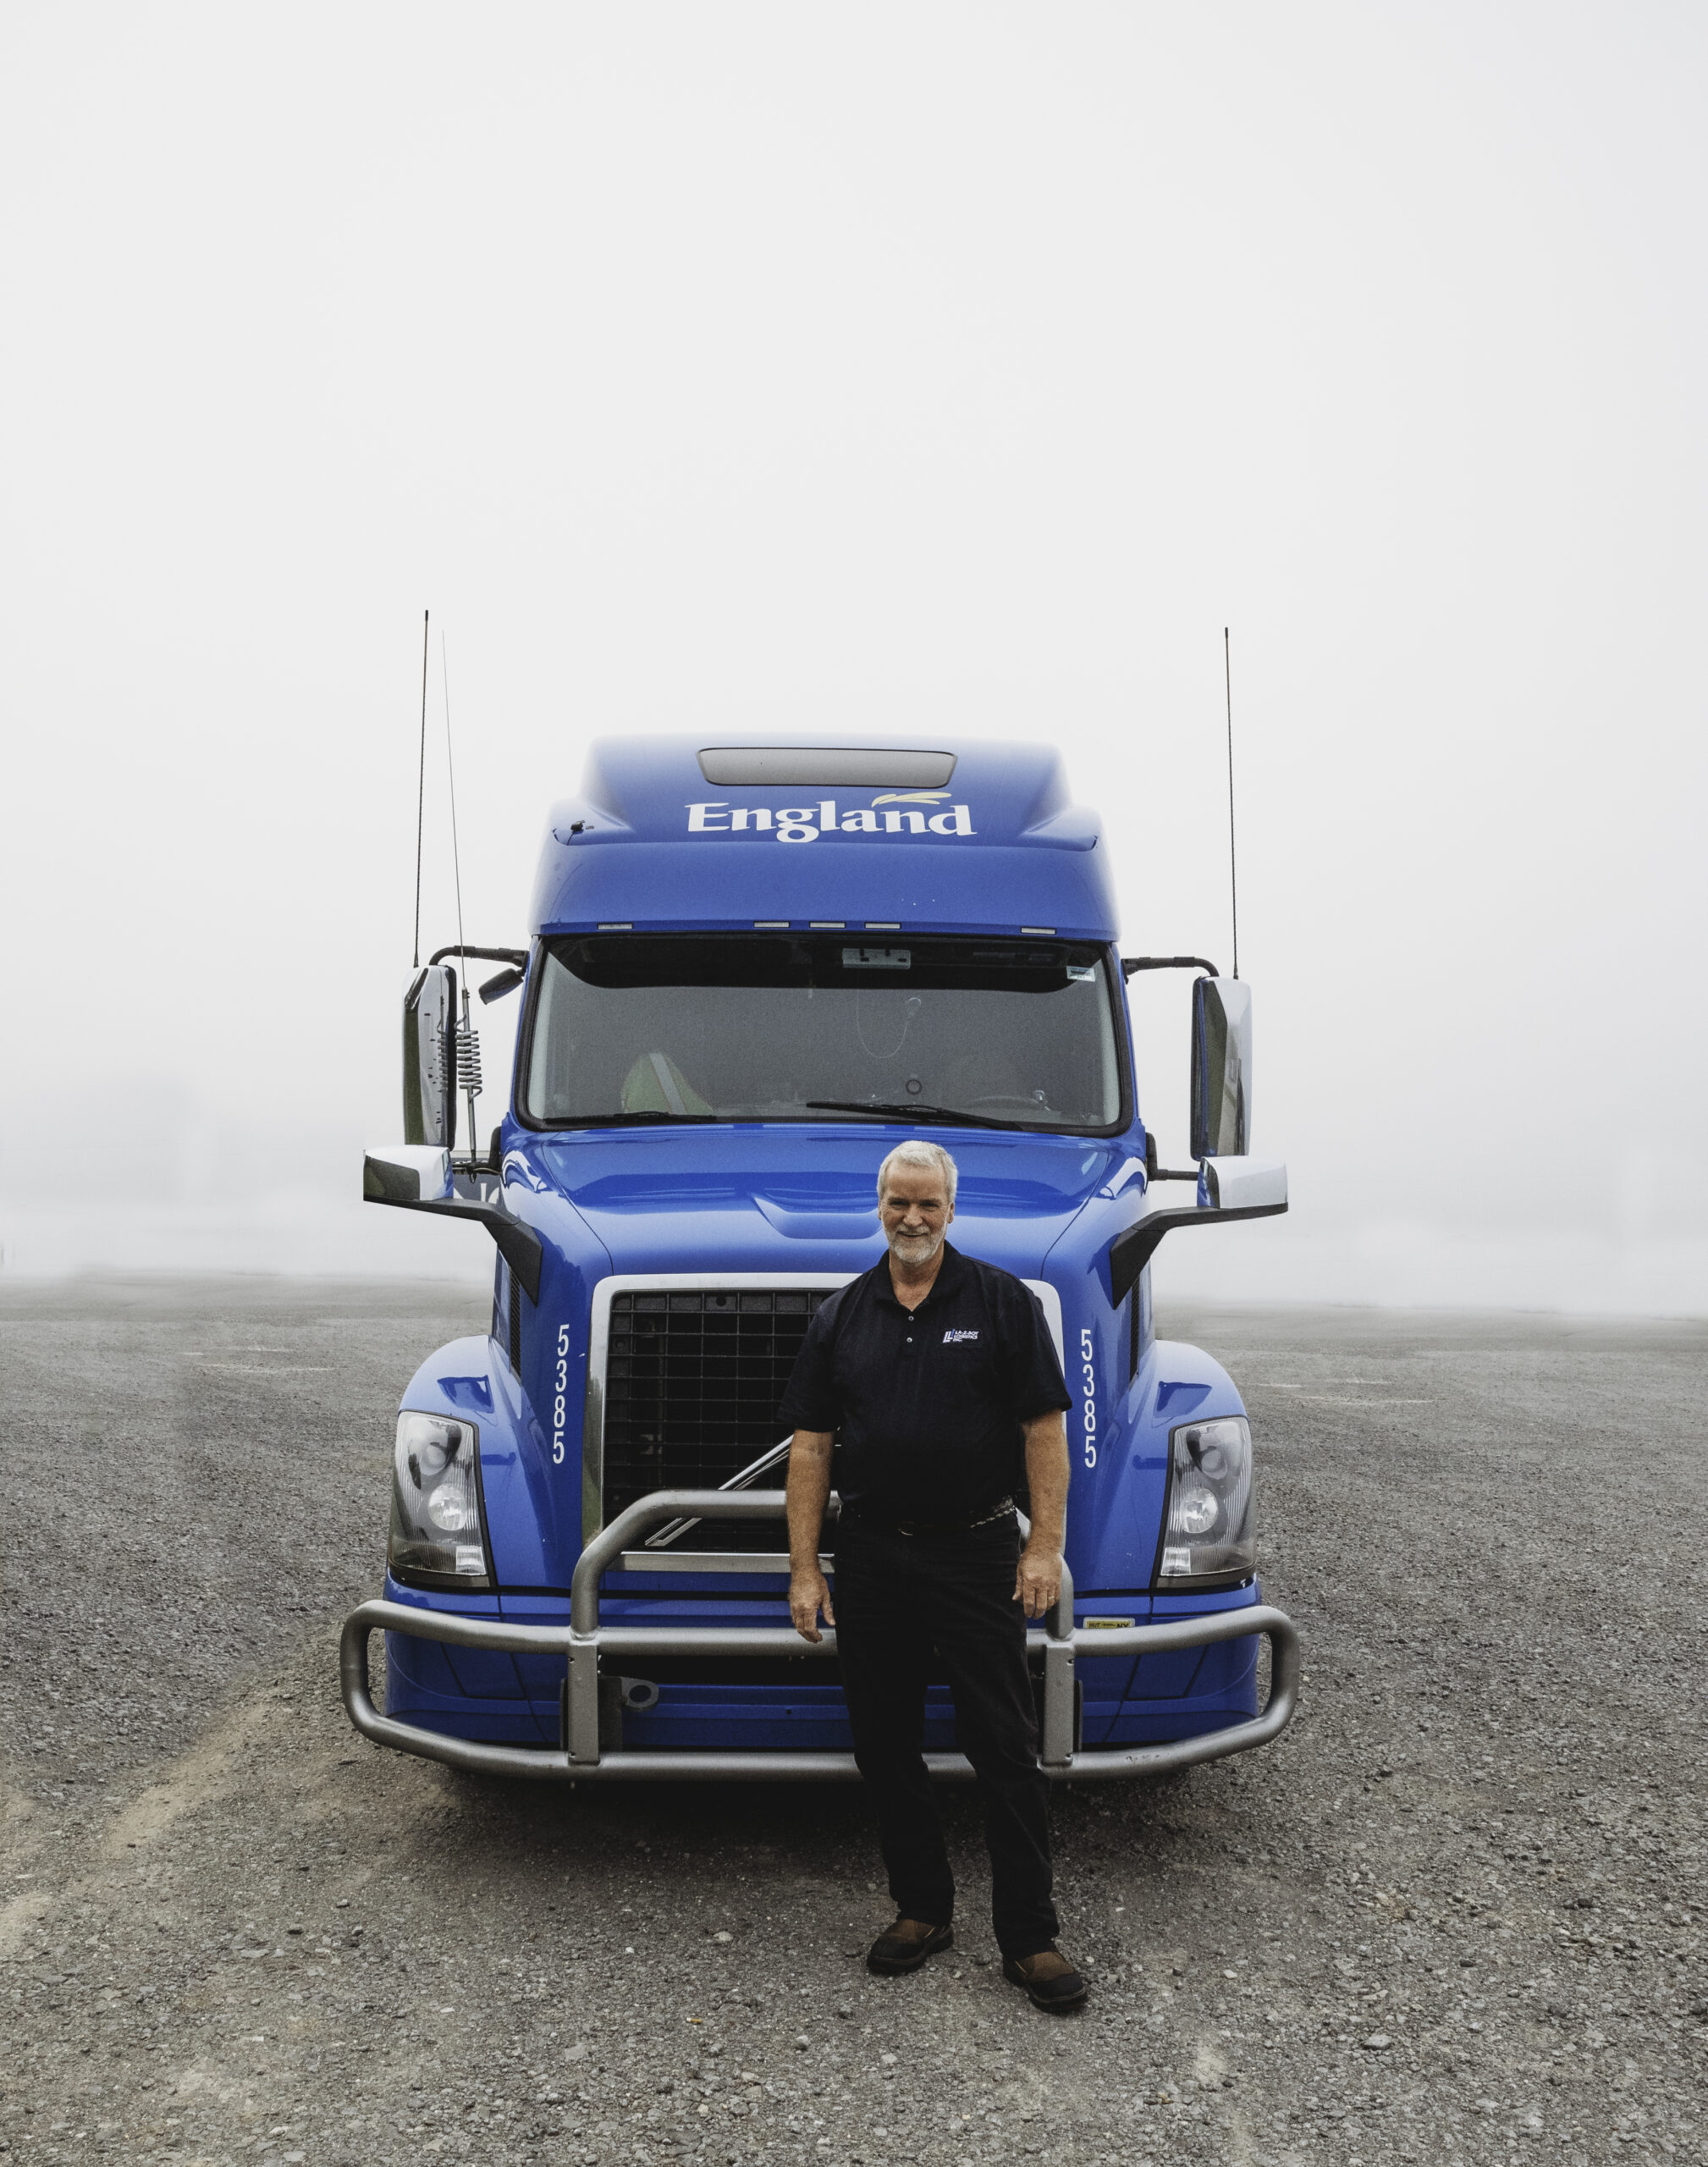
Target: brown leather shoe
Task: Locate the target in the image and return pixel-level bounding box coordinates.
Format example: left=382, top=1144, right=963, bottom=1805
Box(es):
left=1002, top=1944, right=1088, bottom=2011
left=867, top=1916, right=954, bottom=1975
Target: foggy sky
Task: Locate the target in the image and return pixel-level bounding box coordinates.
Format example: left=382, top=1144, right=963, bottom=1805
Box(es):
left=3, top=3, right=1704, bottom=1310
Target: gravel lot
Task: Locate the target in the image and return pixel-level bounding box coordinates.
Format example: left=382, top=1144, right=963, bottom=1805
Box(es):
left=2, top=1276, right=1705, bottom=2167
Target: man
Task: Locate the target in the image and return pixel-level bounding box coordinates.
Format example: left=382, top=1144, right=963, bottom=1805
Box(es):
left=778, top=1139, right=1088, bottom=2013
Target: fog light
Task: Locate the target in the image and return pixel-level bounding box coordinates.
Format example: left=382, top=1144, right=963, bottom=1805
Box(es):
left=426, top=1486, right=475, bottom=1532
left=1173, top=1483, right=1219, bottom=1536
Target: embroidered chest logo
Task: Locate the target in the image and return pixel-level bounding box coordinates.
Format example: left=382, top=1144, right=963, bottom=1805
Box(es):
left=941, top=1328, right=980, bottom=1344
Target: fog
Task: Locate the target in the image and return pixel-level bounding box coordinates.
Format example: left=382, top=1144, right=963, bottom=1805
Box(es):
left=3, top=3, right=1704, bottom=1312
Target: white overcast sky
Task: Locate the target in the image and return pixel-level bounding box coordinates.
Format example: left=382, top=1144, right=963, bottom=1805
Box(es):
left=3, top=3, right=1704, bottom=1310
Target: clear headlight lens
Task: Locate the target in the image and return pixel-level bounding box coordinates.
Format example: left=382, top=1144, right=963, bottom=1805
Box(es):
left=1156, top=1415, right=1255, bottom=1585
left=388, top=1412, right=491, bottom=1587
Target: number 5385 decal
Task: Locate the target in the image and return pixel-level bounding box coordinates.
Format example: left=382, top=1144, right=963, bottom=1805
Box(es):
left=1078, top=1326, right=1098, bottom=1469
left=553, top=1325, right=570, bottom=1464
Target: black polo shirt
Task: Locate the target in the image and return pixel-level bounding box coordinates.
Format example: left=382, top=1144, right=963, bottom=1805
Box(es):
left=775, top=1243, right=1071, bottom=1524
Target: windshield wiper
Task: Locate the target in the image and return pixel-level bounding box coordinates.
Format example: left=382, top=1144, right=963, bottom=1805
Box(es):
left=804, top=1100, right=1014, bottom=1130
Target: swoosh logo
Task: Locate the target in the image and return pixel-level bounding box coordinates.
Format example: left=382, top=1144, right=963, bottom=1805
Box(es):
left=870, top=791, right=952, bottom=806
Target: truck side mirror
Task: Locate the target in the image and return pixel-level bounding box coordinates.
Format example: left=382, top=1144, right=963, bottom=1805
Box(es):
left=1190, top=976, right=1253, bottom=1159
left=403, top=964, right=458, bottom=1149
left=363, top=1144, right=454, bottom=1204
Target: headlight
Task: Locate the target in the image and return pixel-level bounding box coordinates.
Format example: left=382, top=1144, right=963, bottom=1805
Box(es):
left=388, top=1412, right=492, bottom=1588
left=1155, top=1415, right=1254, bottom=1585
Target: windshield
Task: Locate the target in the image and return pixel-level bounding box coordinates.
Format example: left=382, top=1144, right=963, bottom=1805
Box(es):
left=521, top=934, right=1125, bottom=1133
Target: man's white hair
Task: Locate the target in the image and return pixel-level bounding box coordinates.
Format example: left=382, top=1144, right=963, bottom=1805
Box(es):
left=876, top=1139, right=958, bottom=1207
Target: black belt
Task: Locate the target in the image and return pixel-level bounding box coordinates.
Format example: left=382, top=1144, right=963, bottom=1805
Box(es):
left=842, top=1497, right=1017, bottom=1539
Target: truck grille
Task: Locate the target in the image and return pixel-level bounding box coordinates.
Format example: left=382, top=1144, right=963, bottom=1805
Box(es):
left=602, top=1288, right=837, bottom=1525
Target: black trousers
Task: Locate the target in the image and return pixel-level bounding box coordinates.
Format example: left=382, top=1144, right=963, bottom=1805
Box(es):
left=832, top=1511, right=1058, bottom=1960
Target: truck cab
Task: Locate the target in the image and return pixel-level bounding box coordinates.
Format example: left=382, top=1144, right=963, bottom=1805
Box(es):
left=342, top=736, right=1297, bottom=1782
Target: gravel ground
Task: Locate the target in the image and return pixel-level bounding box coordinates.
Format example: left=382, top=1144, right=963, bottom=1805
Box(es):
left=2, top=1276, right=1705, bottom=2167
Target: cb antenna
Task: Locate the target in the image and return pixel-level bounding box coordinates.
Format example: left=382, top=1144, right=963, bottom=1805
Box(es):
left=412, top=609, right=429, bottom=968
left=1224, top=625, right=1239, bottom=979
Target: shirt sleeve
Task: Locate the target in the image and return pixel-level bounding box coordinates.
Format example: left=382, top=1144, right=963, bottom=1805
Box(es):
left=775, top=1299, right=842, bottom=1434
left=1010, top=1283, right=1072, bottom=1420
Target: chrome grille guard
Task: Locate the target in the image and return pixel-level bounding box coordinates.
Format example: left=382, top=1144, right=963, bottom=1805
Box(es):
left=340, top=1490, right=1299, bottom=1783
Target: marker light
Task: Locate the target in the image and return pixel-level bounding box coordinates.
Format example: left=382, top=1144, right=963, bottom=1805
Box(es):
left=1155, top=1415, right=1255, bottom=1585
left=388, top=1412, right=492, bottom=1588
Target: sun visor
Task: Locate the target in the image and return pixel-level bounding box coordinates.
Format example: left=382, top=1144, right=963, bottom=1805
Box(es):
left=532, top=838, right=1117, bottom=940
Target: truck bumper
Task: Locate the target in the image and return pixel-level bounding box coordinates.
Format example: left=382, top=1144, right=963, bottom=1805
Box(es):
left=341, top=1489, right=1299, bottom=1784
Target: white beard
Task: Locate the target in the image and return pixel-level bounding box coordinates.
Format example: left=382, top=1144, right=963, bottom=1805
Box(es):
left=889, top=1227, right=945, bottom=1267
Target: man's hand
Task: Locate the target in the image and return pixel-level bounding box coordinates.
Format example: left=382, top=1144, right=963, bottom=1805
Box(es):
left=1014, top=1541, right=1062, bottom=1621
left=1017, top=1409, right=1070, bottom=1619
left=790, top=1567, right=836, bottom=1644
left=785, top=1429, right=836, bottom=1641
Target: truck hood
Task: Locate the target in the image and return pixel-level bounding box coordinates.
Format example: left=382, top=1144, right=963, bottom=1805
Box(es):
left=517, top=1126, right=1122, bottom=1282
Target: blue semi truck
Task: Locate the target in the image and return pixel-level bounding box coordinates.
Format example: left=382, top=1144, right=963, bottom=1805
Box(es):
left=341, top=736, right=1298, bottom=1782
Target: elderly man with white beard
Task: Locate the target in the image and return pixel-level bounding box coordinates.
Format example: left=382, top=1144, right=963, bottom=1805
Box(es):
left=778, top=1139, right=1087, bottom=2012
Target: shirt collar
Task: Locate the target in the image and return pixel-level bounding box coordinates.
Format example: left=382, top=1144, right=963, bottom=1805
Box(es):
left=870, top=1240, right=966, bottom=1311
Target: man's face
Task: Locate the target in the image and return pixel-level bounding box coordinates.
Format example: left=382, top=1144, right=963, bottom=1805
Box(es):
left=880, top=1166, right=954, bottom=1268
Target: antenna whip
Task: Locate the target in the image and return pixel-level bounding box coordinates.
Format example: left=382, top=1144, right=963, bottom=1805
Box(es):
left=442, top=636, right=483, bottom=1153
left=442, top=633, right=466, bottom=968
left=1224, top=625, right=1239, bottom=980
left=413, top=609, right=428, bottom=968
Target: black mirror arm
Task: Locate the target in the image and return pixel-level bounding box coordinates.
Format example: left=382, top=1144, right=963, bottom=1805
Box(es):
left=429, top=944, right=530, bottom=969
left=1121, top=955, right=1222, bottom=979
left=364, top=1192, right=543, bottom=1303
left=1107, top=1202, right=1287, bottom=1307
